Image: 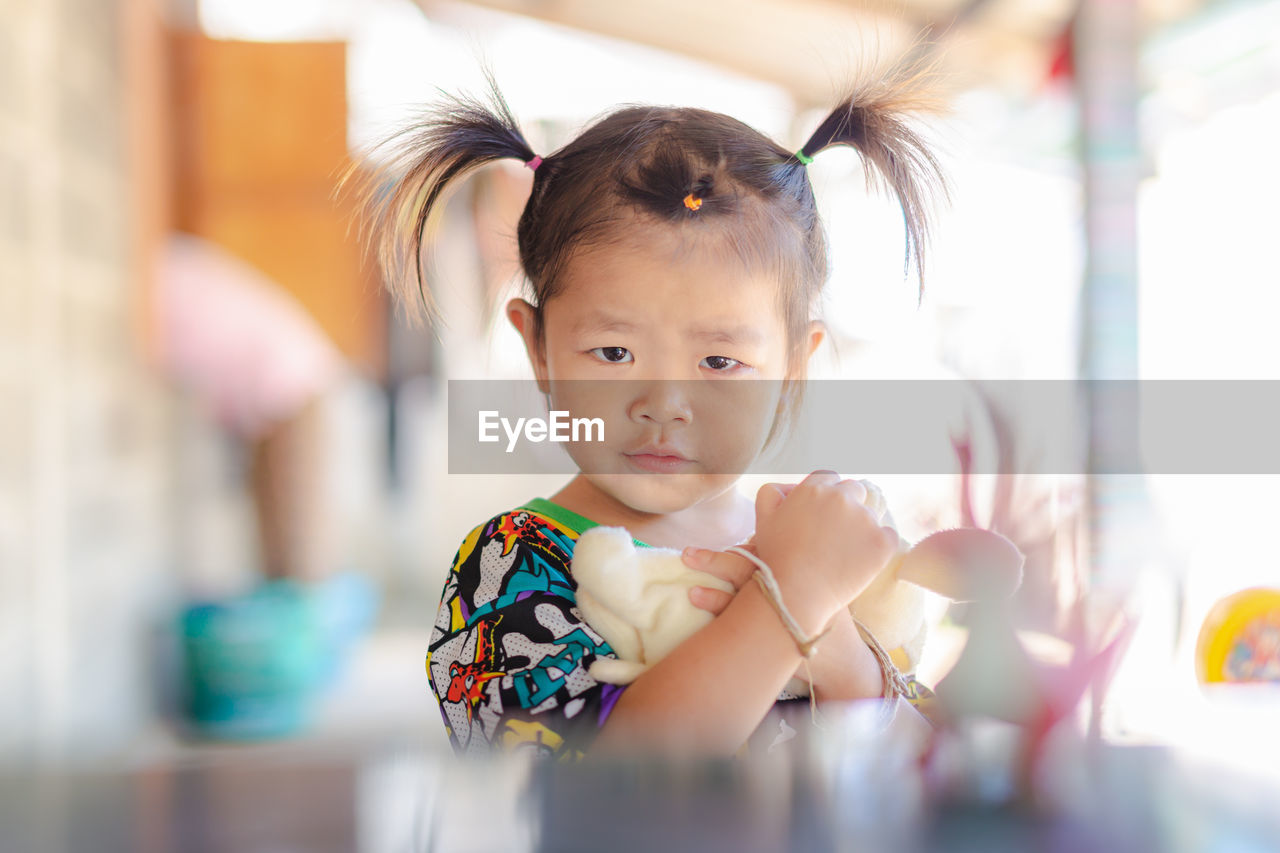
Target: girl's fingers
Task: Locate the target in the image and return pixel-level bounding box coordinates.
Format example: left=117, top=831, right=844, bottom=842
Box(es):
left=688, top=585, right=734, bottom=615
left=800, top=470, right=842, bottom=488
left=754, top=482, right=788, bottom=521
left=682, top=546, right=755, bottom=589
left=762, top=482, right=798, bottom=498
left=836, top=477, right=868, bottom=503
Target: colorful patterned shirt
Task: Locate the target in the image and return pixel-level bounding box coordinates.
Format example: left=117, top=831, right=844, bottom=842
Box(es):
left=427, top=499, right=628, bottom=760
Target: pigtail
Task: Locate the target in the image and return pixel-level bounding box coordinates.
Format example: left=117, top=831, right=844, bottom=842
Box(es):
left=345, top=68, right=538, bottom=325
left=799, top=60, right=950, bottom=298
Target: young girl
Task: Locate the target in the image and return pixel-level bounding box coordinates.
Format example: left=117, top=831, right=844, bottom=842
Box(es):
left=361, top=64, right=948, bottom=760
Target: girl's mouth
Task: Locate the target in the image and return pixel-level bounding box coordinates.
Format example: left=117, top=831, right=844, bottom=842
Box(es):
left=623, top=451, right=695, bottom=473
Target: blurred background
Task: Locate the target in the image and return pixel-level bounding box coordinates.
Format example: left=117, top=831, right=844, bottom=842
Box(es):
left=2, top=0, right=1280, bottom=839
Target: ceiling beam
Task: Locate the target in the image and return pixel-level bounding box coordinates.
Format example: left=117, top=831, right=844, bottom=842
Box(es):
left=418, top=0, right=922, bottom=106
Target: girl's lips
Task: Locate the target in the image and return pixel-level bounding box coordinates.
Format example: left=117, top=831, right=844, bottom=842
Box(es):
left=623, top=452, right=695, bottom=473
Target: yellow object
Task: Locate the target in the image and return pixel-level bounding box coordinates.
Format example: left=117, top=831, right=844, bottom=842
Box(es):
left=683, top=193, right=703, bottom=211
left=1196, top=587, right=1280, bottom=683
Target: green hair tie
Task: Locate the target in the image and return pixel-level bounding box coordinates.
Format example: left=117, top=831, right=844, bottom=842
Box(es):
left=794, top=149, right=814, bottom=166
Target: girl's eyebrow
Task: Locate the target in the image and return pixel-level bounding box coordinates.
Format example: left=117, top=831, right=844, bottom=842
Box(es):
left=687, top=325, right=767, bottom=346
left=571, top=314, right=637, bottom=336
left=572, top=313, right=765, bottom=345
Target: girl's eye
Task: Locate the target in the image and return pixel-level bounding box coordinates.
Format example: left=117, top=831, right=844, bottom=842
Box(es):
left=701, top=355, right=742, bottom=371
left=589, top=346, right=633, bottom=364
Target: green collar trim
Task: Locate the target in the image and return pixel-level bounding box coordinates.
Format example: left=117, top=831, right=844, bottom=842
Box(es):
left=519, top=498, right=652, bottom=549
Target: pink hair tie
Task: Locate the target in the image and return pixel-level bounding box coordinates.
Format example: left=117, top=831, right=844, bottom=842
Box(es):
left=525, top=155, right=543, bottom=172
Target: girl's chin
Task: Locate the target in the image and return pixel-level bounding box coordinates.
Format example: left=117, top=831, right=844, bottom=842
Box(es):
left=585, top=472, right=740, bottom=517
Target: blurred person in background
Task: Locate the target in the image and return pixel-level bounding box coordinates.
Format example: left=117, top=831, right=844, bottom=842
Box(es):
left=156, top=232, right=344, bottom=584
left=153, top=232, right=376, bottom=737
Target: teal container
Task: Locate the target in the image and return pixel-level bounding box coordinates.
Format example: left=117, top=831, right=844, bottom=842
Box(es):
left=311, top=571, right=380, bottom=686
left=179, top=580, right=323, bottom=739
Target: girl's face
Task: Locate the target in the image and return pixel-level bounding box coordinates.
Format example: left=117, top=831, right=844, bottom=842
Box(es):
left=509, top=220, right=820, bottom=517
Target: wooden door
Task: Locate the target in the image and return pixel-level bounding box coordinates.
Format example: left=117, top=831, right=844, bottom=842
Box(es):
left=170, top=33, right=383, bottom=376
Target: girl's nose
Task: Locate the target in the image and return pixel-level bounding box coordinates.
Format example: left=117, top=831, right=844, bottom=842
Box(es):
left=628, top=380, right=693, bottom=425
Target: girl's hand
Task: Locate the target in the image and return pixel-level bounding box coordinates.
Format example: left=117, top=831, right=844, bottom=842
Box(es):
left=684, top=536, right=891, bottom=702
left=687, top=557, right=888, bottom=701
left=685, top=548, right=885, bottom=692
left=684, top=545, right=755, bottom=615
left=686, top=473, right=897, bottom=634
left=751, top=471, right=897, bottom=636
left=683, top=482, right=796, bottom=615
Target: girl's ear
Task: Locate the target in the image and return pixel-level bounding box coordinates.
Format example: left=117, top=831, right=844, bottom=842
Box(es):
left=506, top=297, right=550, bottom=393
left=803, top=320, right=826, bottom=363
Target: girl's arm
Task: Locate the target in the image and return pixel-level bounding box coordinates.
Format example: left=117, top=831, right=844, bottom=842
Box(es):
left=428, top=510, right=626, bottom=759
left=690, top=569, right=888, bottom=704
left=591, top=472, right=897, bottom=755
left=592, top=575, right=822, bottom=754
left=800, top=608, right=886, bottom=700
left=684, top=530, right=939, bottom=736
left=803, top=609, right=937, bottom=739
left=655, top=563, right=934, bottom=749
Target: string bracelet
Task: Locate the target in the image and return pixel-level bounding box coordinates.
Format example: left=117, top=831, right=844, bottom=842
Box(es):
left=851, top=616, right=910, bottom=700
left=723, top=546, right=910, bottom=731
left=725, top=545, right=830, bottom=727
left=724, top=546, right=833, bottom=658
left=721, top=546, right=911, bottom=733
left=851, top=615, right=911, bottom=726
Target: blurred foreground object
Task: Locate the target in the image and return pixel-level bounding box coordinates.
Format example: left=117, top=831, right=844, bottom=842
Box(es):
left=5, top=694, right=1279, bottom=852
left=930, top=595, right=1136, bottom=807
left=1197, top=588, right=1280, bottom=684
left=525, top=696, right=1276, bottom=853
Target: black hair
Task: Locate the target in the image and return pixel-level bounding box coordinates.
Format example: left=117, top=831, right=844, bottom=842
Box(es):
left=349, top=60, right=950, bottom=352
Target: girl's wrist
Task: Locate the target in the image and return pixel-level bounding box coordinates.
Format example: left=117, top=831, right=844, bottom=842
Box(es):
left=727, top=547, right=841, bottom=648
left=770, top=574, right=843, bottom=640
left=729, top=581, right=796, bottom=662
left=809, top=613, right=887, bottom=701
left=752, top=574, right=841, bottom=654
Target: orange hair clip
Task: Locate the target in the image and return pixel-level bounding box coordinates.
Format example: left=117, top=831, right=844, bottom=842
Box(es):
left=683, top=193, right=703, bottom=211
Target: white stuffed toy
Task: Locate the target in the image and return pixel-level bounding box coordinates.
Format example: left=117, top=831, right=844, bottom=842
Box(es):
left=572, top=480, right=1023, bottom=688
left=572, top=527, right=734, bottom=685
